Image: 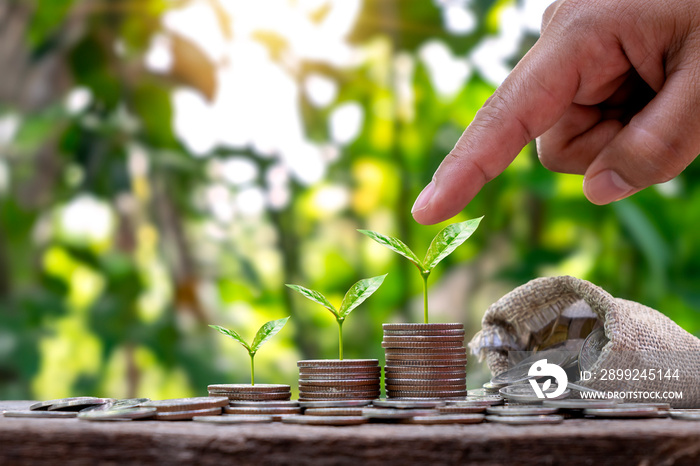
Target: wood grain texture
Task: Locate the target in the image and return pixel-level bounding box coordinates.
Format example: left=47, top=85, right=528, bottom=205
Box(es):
left=3, top=401, right=700, bottom=465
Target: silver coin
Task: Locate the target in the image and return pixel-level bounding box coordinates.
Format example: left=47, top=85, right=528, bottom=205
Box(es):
left=362, top=408, right=439, bottom=419
left=542, top=399, right=618, bottom=410
left=229, top=400, right=300, bottom=408
left=3, top=410, right=78, bottom=418
left=143, top=397, right=229, bottom=411
left=155, top=407, right=222, bottom=421
left=30, top=397, right=102, bottom=411
left=224, top=406, right=301, bottom=415
left=438, top=405, right=487, bottom=414
left=669, top=410, right=700, bottom=421
left=78, top=407, right=157, bottom=421
left=482, top=382, right=506, bottom=392
left=193, top=414, right=274, bottom=424
left=282, top=415, right=368, bottom=426
left=486, top=414, right=564, bottom=425
left=207, top=384, right=291, bottom=392
left=486, top=405, right=559, bottom=416
left=303, top=407, right=365, bottom=416
left=445, top=399, right=502, bottom=408
left=48, top=398, right=115, bottom=411
left=499, top=383, right=570, bottom=403
left=565, top=381, right=604, bottom=393
left=492, top=347, right=579, bottom=386
left=467, top=389, right=501, bottom=398
left=408, top=414, right=485, bottom=425
left=297, top=359, right=378, bottom=368
left=79, top=398, right=152, bottom=413
left=298, top=400, right=373, bottom=408
left=371, top=399, right=445, bottom=409
left=579, top=328, right=609, bottom=372
left=584, top=407, right=666, bottom=418
left=616, top=403, right=671, bottom=410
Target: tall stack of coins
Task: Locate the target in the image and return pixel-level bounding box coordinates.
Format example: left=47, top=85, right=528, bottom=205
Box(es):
left=207, top=384, right=291, bottom=402
left=383, top=323, right=467, bottom=399
left=297, top=359, right=380, bottom=401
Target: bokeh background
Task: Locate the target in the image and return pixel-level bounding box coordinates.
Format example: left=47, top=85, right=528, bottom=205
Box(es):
left=2, top=0, right=699, bottom=401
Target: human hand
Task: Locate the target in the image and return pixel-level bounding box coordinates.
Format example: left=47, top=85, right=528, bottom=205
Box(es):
left=412, top=0, right=700, bottom=225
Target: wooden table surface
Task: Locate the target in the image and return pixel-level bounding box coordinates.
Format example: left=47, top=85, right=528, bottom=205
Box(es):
left=3, top=400, right=700, bottom=465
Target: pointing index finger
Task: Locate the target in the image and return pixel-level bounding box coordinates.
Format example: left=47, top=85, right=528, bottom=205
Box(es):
left=411, top=35, right=579, bottom=225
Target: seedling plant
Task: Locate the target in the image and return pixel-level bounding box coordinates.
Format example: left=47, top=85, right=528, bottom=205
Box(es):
left=359, top=217, right=483, bottom=324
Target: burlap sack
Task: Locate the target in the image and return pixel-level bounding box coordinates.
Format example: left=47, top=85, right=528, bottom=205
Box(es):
left=469, top=276, right=700, bottom=408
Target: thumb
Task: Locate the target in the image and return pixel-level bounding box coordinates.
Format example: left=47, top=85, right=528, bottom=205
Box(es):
left=412, top=35, right=579, bottom=225
left=583, top=67, right=700, bottom=204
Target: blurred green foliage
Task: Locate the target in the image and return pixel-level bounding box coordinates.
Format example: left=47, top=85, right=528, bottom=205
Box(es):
left=1, top=0, right=699, bottom=401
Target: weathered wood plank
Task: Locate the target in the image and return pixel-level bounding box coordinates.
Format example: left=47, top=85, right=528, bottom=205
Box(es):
left=3, top=400, right=700, bottom=465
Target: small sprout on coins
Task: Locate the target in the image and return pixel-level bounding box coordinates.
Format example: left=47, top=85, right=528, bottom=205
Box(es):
left=286, top=274, right=387, bottom=360
left=359, top=216, right=483, bottom=323
left=209, top=316, right=290, bottom=386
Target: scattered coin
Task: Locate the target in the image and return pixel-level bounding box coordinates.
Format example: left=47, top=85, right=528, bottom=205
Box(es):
left=578, top=328, right=609, bottom=372
left=482, top=382, right=505, bottom=392
left=298, top=400, right=373, bottom=408
left=154, top=407, right=222, bottom=421
left=362, top=408, right=439, bottom=419
left=48, top=398, right=115, bottom=411
left=499, top=384, right=570, bottom=402
left=446, top=398, right=503, bottom=407
left=78, top=397, right=151, bottom=413
left=467, top=389, right=498, bottom=397
left=486, top=414, right=564, bottom=425
left=143, top=397, right=229, bottom=412
left=669, top=410, right=700, bottom=421
left=438, top=405, right=487, bottom=414
left=193, top=415, right=274, bottom=424
left=542, top=400, right=618, bottom=410
left=617, top=403, right=671, bottom=410
left=584, top=407, right=668, bottom=418
left=3, top=410, right=78, bottom=418
left=303, top=408, right=365, bottom=416
left=408, top=414, right=485, bottom=425
left=372, top=399, right=445, bottom=409
left=30, top=397, right=103, bottom=411
left=282, top=415, right=368, bottom=426
left=77, top=407, right=157, bottom=421
left=486, top=406, right=559, bottom=416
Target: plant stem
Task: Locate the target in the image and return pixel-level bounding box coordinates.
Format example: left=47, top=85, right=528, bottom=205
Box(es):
left=338, top=320, right=344, bottom=360
left=422, top=272, right=430, bottom=324
left=250, top=353, right=255, bottom=386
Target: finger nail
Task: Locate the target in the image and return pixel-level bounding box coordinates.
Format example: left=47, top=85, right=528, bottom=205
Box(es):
left=411, top=181, right=436, bottom=214
left=583, top=169, right=634, bottom=205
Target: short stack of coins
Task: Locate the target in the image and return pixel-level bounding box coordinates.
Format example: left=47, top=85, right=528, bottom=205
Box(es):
left=207, top=384, right=291, bottom=402
left=382, top=323, right=467, bottom=399
left=297, top=359, right=380, bottom=401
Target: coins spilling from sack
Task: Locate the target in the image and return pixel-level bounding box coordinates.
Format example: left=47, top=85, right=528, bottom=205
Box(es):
left=382, top=323, right=467, bottom=399
left=297, top=359, right=380, bottom=401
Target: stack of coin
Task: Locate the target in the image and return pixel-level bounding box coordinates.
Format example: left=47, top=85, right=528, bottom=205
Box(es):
left=297, top=359, right=380, bottom=401
left=141, top=397, right=228, bottom=421
left=207, top=384, right=291, bottom=402
left=382, top=323, right=467, bottom=399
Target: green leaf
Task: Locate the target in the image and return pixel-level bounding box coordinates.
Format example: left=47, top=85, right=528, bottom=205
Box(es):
left=250, top=316, right=290, bottom=353
left=209, top=324, right=251, bottom=352
left=358, top=230, right=424, bottom=271
left=338, top=274, right=387, bottom=319
left=286, top=284, right=339, bottom=318
left=423, top=217, right=483, bottom=271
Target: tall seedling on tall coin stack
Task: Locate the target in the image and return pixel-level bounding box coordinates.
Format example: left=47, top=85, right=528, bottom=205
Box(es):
left=286, top=275, right=387, bottom=360
left=210, top=316, right=290, bottom=385
left=359, top=217, right=483, bottom=324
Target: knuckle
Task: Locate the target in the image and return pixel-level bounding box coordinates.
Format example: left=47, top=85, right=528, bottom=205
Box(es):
left=625, top=125, right=688, bottom=184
